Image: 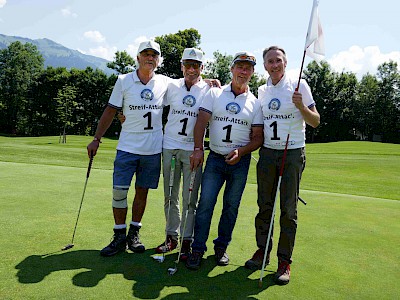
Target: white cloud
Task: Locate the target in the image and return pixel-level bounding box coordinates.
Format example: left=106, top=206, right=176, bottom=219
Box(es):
left=328, top=46, right=400, bottom=78
left=83, top=31, right=106, bottom=43
left=126, top=36, right=151, bottom=57
left=0, top=0, right=6, bottom=8
left=85, top=46, right=118, bottom=61
left=61, top=7, right=78, bottom=18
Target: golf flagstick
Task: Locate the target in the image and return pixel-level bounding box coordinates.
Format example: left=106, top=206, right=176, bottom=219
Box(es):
left=168, top=170, right=196, bottom=275
left=62, top=153, right=94, bottom=251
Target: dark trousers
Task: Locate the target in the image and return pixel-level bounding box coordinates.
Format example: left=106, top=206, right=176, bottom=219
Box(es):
left=255, top=147, right=305, bottom=264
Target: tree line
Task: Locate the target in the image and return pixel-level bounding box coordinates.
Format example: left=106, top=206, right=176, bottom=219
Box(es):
left=0, top=28, right=399, bottom=143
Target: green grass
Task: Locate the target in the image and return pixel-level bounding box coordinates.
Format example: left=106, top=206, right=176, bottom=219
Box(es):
left=0, top=136, right=399, bottom=299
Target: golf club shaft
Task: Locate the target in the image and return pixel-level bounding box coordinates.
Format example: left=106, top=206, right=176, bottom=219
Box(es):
left=70, top=154, right=94, bottom=244
left=164, top=155, right=176, bottom=256
left=175, top=170, right=196, bottom=265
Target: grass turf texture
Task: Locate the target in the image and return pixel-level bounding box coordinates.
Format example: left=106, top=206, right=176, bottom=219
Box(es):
left=0, top=136, right=399, bottom=299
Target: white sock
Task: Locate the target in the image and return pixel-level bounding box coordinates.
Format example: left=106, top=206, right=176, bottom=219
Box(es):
left=130, top=221, right=142, bottom=228
left=114, top=224, right=127, bottom=230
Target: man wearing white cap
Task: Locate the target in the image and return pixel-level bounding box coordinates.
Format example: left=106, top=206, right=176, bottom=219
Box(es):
left=186, top=51, right=264, bottom=270
left=155, top=48, right=209, bottom=260
left=87, top=40, right=171, bottom=257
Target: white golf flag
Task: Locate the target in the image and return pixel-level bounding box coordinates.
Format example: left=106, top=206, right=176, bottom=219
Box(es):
left=304, top=0, right=325, bottom=62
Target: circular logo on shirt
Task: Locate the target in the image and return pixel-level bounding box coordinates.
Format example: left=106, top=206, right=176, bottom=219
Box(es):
left=141, top=89, right=154, bottom=101
left=268, top=98, right=281, bottom=111
left=182, top=95, right=196, bottom=107
left=226, top=102, right=241, bottom=114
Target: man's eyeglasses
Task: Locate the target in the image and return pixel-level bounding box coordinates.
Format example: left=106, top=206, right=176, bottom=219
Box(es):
left=183, top=62, right=202, bottom=69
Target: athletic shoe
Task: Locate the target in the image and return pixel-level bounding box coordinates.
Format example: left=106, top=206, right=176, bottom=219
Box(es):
left=214, top=247, right=229, bottom=266
left=180, top=239, right=191, bottom=261
left=155, top=235, right=178, bottom=253
left=127, top=224, right=145, bottom=253
left=100, top=228, right=126, bottom=257
left=186, top=250, right=203, bottom=270
left=245, top=248, right=269, bottom=270
left=275, top=259, right=291, bottom=285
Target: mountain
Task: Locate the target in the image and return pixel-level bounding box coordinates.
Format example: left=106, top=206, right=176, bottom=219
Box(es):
left=0, top=34, right=115, bottom=75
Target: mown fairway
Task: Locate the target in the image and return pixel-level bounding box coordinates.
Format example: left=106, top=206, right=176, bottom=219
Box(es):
left=0, top=136, right=399, bottom=299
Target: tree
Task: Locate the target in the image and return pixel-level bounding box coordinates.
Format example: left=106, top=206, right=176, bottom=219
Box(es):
left=375, top=61, right=400, bottom=143
left=155, top=28, right=201, bottom=79
left=0, top=41, right=44, bottom=134
left=55, top=85, right=78, bottom=143
left=204, top=51, right=232, bottom=85
left=355, top=74, right=379, bottom=140
left=107, top=51, right=135, bottom=74
left=25, top=66, right=70, bottom=136
left=303, top=61, right=335, bottom=142
left=249, top=73, right=266, bottom=97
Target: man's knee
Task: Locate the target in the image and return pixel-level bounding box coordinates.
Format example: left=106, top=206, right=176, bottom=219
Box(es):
left=113, top=188, right=128, bottom=208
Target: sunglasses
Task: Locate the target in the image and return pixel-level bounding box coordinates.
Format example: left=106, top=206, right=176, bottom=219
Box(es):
left=234, top=54, right=256, bottom=63
left=183, top=62, right=202, bottom=69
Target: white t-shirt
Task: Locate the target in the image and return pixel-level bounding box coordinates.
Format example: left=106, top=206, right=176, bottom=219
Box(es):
left=108, top=71, right=171, bottom=155
left=200, top=84, right=263, bottom=155
left=258, top=74, right=315, bottom=150
left=163, top=78, right=210, bottom=151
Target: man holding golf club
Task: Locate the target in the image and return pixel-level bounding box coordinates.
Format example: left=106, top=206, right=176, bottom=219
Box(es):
left=186, top=52, right=263, bottom=270
left=155, top=48, right=208, bottom=261
left=244, top=46, right=320, bottom=285
left=87, top=40, right=170, bottom=257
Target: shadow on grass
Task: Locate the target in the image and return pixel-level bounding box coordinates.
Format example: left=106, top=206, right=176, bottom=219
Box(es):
left=15, top=249, right=276, bottom=299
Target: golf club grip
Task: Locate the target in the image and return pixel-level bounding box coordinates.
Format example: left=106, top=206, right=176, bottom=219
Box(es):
left=188, top=171, right=196, bottom=191
left=169, top=155, right=176, bottom=187
left=87, top=153, right=94, bottom=178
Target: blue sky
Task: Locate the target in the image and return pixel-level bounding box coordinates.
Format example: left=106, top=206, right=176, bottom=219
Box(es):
left=1, top=0, right=399, bottom=79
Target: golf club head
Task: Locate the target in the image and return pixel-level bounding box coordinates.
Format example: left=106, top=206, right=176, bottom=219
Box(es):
left=61, top=244, right=74, bottom=251
left=153, top=255, right=165, bottom=263
left=168, top=267, right=177, bottom=275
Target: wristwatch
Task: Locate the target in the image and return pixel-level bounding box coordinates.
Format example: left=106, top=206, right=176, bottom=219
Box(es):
left=93, top=137, right=102, bottom=143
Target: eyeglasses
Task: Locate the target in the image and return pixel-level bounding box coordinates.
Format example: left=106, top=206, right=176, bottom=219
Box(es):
left=183, top=62, right=202, bottom=69
left=234, top=54, right=256, bottom=63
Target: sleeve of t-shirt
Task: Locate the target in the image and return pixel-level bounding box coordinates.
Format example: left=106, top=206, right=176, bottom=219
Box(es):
left=108, top=76, right=123, bottom=109
left=199, top=88, right=215, bottom=115
left=252, top=101, right=264, bottom=126
left=258, top=85, right=266, bottom=100
left=163, top=77, right=175, bottom=106
left=299, top=79, right=315, bottom=108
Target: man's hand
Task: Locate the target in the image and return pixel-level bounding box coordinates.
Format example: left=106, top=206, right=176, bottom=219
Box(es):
left=292, top=91, right=305, bottom=110
left=204, top=78, right=222, bottom=88
left=225, top=148, right=241, bottom=165
left=117, top=111, right=126, bottom=124
left=190, top=149, right=204, bottom=171
left=87, top=139, right=100, bottom=157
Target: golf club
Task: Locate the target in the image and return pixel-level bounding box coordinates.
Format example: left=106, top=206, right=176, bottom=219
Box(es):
left=61, top=153, right=94, bottom=251
left=153, top=155, right=176, bottom=263
left=168, top=170, right=196, bottom=275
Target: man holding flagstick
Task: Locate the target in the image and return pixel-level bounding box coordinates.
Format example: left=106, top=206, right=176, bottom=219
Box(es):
left=245, top=0, right=323, bottom=286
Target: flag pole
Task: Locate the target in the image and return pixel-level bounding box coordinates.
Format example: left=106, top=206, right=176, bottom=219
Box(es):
left=296, top=50, right=307, bottom=91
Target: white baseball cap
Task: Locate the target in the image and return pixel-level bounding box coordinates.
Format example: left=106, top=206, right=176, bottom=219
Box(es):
left=181, top=48, right=204, bottom=63
left=137, top=40, right=161, bottom=55
left=231, top=51, right=256, bottom=66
